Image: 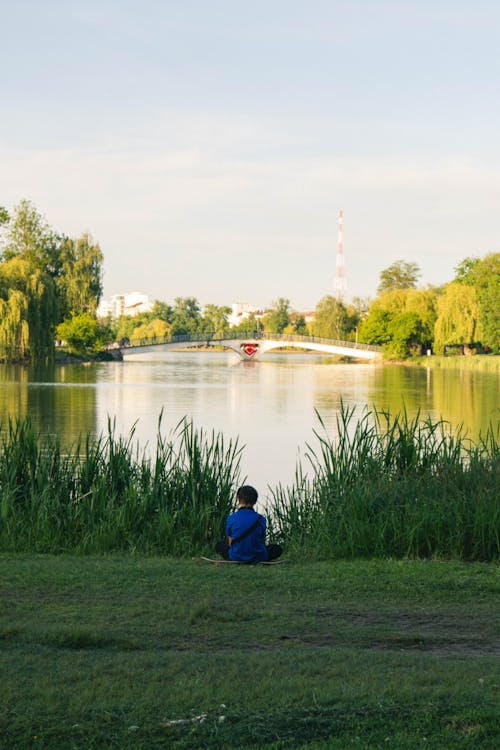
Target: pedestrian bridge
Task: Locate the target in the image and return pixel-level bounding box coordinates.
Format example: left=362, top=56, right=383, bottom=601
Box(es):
left=118, top=331, right=382, bottom=361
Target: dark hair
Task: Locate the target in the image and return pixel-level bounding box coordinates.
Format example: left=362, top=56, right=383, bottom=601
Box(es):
left=236, top=485, right=258, bottom=505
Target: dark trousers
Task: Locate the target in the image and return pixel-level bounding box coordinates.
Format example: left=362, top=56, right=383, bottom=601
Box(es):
left=215, top=541, right=283, bottom=562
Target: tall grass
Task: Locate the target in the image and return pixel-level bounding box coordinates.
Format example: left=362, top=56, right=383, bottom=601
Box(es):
left=0, top=415, right=242, bottom=555
left=269, top=404, right=499, bottom=561
left=1, top=407, right=498, bottom=560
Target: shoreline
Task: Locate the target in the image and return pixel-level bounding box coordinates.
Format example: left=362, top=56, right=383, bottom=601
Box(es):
left=3, top=350, right=499, bottom=371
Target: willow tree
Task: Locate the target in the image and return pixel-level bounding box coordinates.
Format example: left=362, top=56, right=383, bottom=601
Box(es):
left=0, top=290, right=29, bottom=360
left=0, top=257, right=56, bottom=361
left=131, top=318, right=171, bottom=341
left=434, top=282, right=482, bottom=354
left=1, top=201, right=105, bottom=360
left=454, top=253, right=500, bottom=352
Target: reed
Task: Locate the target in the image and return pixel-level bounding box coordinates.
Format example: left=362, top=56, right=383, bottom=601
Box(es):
left=269, top=404, right=499, bottom=561
left=0, top=415, right=242, bottom=555
left=0, top=406, right=498, bottom=560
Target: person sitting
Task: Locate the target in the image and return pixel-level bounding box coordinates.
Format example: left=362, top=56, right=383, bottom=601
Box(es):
left=215, top=485, right=283, bottom=563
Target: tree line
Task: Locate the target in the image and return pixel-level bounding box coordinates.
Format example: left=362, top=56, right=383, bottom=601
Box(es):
left=93, top=257, right=499, bottom=359
left=1, top=201, right=498, bottom=361
left=356, top=257, right=499, bottom=356
left=0, top=200, right=104, bottom=361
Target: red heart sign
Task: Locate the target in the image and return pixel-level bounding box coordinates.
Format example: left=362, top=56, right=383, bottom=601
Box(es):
left=241, top=343, right=258, bottom=357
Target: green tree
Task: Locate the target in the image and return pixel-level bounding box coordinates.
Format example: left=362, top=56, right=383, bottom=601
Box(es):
left=434, top=282, right=482, bottom=354
left=358, top=308, right=394, bottom=345
left=359, top=287, right=437, bottom=355
left=231, top=313, right=262, bottom=335
left=171, top=297, right=202, bottom=335
left=385, top=312, right=425, bottom=358
left=289, top=312, right=308, bottom=335
left=403, top=288, right=439, bottom=348
left=2, top=199, right=59, bottom=273
left=454, top=253, right=500, bottom=352
left=262, top=298, right=290, bottom=334
left=56, top=313, right=99, bottom=354
left=57, top=233, right=103, bottom=319
left=202, top=304, right=231, bottom=336
left=0, top=256, right=56, bottom=361
left=377, top=260, right=421, bottom=294
left=151, top=300, right=173, bottom=323
left=311, top=296, right=350, bottom=339
left=351, top=296, right=371, bottom=317
left=131, top=318, right=171, bottom=342
left=0, top=290, right=29, bottom=360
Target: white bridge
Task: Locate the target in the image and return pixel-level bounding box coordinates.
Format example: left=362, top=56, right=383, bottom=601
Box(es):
left=119, top=332, right=382, bottom=361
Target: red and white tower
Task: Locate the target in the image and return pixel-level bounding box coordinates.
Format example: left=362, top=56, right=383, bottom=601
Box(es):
left=335, top=209, right=345, bottom=302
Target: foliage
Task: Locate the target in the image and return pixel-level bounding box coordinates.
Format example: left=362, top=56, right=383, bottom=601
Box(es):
left=171, top=296, right=203, bottom=335
left=270, top=404, right=499, bottom=562
left=434, top=282, right=483, bottom=354
left=0, top=200, right=104, bottom=362
left=0, top=256, right=56, bottom=361
left=131, top=318, right=171, bottom=341
left=262, top=298, right=290, bottom=333
left=57, top=233, right=103, bottom=319
left=151, top=299, right=173, bottom=323
left=230, top=312, right=263, bottom=335
left=0, top=290, right=29, bottom=360
left=202, top=303, right=231, bottom=335
left=454, top=253, right=500, bottom=352
left=377, top=259, right=421, bottom=293
left=0, top=416, right=242, bottom=555
left=311, top=296, right=352, bottom=339
left=56, top=313, right=102, bottom=353
left=0, top=409, right=497, bottom=562
left=358, top=307, right=393, bottom=345
left=284, top=312, right=308, bottom=335
left=359, top=288, right=438, bottom=356
left=1, top=199, right=56, bottom=270
left=385, top=311, right=426, bottom=358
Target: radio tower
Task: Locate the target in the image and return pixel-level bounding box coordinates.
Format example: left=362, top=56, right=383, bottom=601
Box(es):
left=335, top=209, right=346, bottom=302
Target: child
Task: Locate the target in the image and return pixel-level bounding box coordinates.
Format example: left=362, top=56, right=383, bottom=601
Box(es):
left=215, top=485, right=283, bottom=563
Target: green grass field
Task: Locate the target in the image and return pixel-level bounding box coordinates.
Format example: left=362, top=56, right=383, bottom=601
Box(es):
left=1, top=555, right=498, bottom=749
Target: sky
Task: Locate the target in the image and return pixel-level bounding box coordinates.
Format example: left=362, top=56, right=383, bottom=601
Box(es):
left=1, top=0, right=499, bottom=310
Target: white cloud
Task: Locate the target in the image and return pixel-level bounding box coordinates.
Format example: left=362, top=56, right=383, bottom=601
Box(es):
left=1, top=136, right=498, bottom=307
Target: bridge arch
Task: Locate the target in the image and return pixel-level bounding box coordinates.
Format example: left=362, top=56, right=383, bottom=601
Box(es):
left=119, top=332, right=382, bottom=361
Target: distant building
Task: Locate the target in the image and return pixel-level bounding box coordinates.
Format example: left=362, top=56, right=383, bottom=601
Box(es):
left=227, top=302, right=264, bottom=328
left=97, top=292, right=153, bottom=319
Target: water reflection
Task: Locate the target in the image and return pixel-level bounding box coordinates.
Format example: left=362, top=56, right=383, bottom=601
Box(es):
left=0, top=354, right=498, bottom=493
left=0, top=363, right=98, bottom=443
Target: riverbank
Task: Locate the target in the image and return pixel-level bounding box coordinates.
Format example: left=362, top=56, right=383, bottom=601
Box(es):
left=1, top=555, right=498, bottom=750
left=407, top=354, right=500, bottom=372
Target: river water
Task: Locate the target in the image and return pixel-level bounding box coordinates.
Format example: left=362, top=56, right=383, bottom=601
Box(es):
left=0, top=352, right=498, bottom=499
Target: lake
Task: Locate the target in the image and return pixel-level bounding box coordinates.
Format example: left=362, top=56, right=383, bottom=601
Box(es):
left=0, top=352, right=498, bottom=500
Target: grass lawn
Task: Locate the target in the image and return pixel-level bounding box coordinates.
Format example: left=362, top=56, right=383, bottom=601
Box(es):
left=0, top=555, right=498, bottom=749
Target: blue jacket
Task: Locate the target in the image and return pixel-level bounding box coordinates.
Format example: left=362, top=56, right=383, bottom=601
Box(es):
left=226, top=507, right=267, bottom=562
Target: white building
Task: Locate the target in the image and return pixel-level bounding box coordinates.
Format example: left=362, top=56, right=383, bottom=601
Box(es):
left=227, top=302, right=263, bottom=328
left=97, top=292, right=153, bottom=319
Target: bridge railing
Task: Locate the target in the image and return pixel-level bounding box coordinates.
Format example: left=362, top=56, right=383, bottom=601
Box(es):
left=121, top=330, right=382, bottom=354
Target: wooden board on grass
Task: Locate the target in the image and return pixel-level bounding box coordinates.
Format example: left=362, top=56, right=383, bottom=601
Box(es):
left=197, top=556, right=287, bottom=565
